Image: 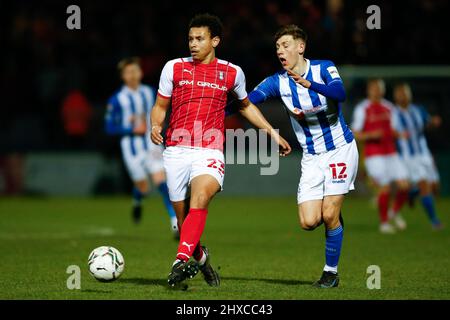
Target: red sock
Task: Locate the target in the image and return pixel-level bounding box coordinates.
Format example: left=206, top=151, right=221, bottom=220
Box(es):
left=378, top=191, right=390, bottom=223
left=176, top=208, right=208, bottom=262
left=177, top=219, right=204, bottom=261
left=392, top=190, right=408, bottom=214
left=180, top=223, right=204, bottom=261
left=193, top=243, right=204, bottom=261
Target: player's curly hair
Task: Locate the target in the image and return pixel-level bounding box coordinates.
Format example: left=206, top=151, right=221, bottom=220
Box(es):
left=189, top=13, right=223, bottom=39
left=274, top=25, right=307, bottom=42
left=117, top=57, right=141, bottom=74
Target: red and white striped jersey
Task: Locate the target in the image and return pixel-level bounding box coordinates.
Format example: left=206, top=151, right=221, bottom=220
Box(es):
left=157, top=57, right=247, bottom=150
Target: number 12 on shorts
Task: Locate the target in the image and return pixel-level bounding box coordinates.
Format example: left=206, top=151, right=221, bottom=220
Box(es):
left=329, top=163, right=347, bottom=179
left=207, top=158, right=225, bottom=176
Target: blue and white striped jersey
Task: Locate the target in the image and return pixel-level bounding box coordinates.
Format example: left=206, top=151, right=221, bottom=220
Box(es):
left=250, top=59, right=353, bottom=155
left=416, top=105, right=433, bottom=158
left=395, top=104, right=431, bottom=158
left=105, top=84, right=156, bottom=155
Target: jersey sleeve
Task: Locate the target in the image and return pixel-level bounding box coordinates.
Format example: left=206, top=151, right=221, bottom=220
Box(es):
left=383, top=100, right=401, bottom=131
left=231, top=66, right=248, bottom=100
left=248, top=75, right=280, bottom=104
left=146, top=85, right=157, bottom=103
left=351, top=103, right=366, bottom=132
left=418, top=105, right=431, bottom=124
left=390, top=108, right=402, bottom=132
left=320, top=60, right=343, bottom=85
left=157, top=60, right=174, bottom=98
left=105, top=95, right=132, bottom=135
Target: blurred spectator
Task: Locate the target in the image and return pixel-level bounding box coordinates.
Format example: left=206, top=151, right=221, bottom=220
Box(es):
left=61, top=89, right=93, bottom=149
left=0, top=154, right=25, bottom=196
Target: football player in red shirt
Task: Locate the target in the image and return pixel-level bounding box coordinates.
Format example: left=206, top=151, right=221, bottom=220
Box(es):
left=150, top=14, right=291, bottom=287
left=352, top=79, right=409, bottom=234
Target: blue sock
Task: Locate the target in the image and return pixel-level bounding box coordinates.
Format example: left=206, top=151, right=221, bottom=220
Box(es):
left=421, top=194, right=440, bottom=225
left=325, top=225, right=344, bottom=273
left=132, top=187, right=143, bottom=207
left=157, top=182, right=176, bottom=219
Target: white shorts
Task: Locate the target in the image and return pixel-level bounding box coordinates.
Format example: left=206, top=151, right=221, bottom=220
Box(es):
left=401, top=155, right=428, bottom=184
left=297, top=140, right=359, bottom=204
left=163, top=146, right=225, bottom=202
left=421, top=154, right=440, bottom=183
left=121, top=136, right=165, bottom=182
left=364, top=153, right=408, bottom=186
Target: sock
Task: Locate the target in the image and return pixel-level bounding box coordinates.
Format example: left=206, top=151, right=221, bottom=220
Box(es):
left=421, top=194, right=440, bottom=225
left=392, top=189, right=408, bottom=214
left=193, top=243, right=207, bottom=266
left=324, top=224, right=343, bottom=274
left=176, top=208, right=208, bottom=262
left=170, top=217, right=179, bottom=232
left=132, top=187, right=144, bottom=207
left=157, top=182, right=177, bottom=219
left=193, top=244, right=207, bottom=266
left=377, top=191, right=390, bottom=223
left=172, top=259, right=183, bottom=266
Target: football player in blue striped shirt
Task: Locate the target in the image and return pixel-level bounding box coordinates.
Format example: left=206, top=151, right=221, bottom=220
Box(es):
left=247, top=25, right=359, bottom=288
left=393, top=83, right=443, bottom=230
left=105, top=57, right=178, bottom=237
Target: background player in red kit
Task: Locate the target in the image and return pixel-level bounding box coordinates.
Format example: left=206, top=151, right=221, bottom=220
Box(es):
left=150, top=14, right=291, bottom=287
left=352, top=79, right=409, bottom=234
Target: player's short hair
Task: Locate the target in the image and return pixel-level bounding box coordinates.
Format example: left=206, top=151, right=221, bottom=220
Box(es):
left=117, top=57, right=141, bottom=74
left=189, top=13, right=223, bottom=39
left=274, top=25, right=308, bottom=42
left=393, top=82, right=410, bottom=91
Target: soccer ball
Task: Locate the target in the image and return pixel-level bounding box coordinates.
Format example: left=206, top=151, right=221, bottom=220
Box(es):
left=88, top=246, right=125, bottom=282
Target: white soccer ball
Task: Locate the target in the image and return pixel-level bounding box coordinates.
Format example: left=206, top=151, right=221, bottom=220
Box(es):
left=88, top=246, right=125, bottom=282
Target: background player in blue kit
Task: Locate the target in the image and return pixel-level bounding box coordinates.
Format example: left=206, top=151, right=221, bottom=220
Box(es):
left=105, top=57, right=178, bottom=237
left=393, top=83, right=443, bottom=230
left=247, top=25, right=358, bottom=288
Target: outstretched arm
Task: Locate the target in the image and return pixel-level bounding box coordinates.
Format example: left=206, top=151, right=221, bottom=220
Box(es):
left=238, top=97, right=292, bottom=156
left=150, top=96, right=171, bottom=145
left=353, top=130, right=383, bottom=142
left=286, top=69, right=346, bottom=102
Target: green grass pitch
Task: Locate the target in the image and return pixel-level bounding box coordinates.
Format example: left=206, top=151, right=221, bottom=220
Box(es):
left=0, top=195, right=448, bottom=299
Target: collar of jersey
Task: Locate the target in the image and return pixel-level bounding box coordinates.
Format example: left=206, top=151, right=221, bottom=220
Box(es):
left=123, top=85, right=141, bottom=94
left=302, top=58, right=310, bottom=78
left=282, top=58, right=310, bottom=79
left=192, top=57, right=218, bottom=66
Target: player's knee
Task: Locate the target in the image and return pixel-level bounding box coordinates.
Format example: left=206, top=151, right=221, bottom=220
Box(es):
left=397, top=180, right=409, bottom=191
left=190, top=191, right=211, bottom=208
left=300, top=217, right=321, bottom=231
left=136, top=182, right=149, bottom=194
left=322, top=211, right=339, bottom=226
left=151, top=171, right=166, bottom=185
left=379, top=185, right=391, bottom=194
